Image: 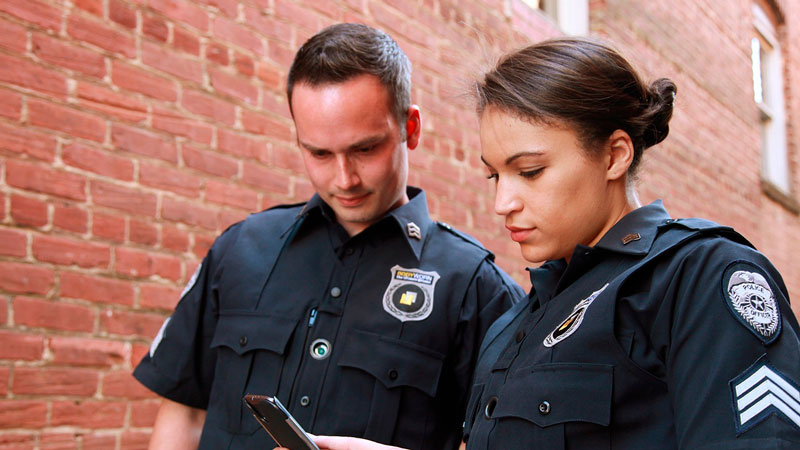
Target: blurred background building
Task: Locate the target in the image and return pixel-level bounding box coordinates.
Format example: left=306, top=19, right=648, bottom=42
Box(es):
left=0, top=0, right=798, bottom=447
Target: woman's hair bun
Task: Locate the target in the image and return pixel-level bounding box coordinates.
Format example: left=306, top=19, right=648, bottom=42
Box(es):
left=642, top=78, right=677, bottom=149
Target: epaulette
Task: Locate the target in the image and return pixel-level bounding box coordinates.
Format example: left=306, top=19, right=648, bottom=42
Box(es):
left=665, top=218, right=754, bottom=249
left=436, top=221, right=495, bottom=260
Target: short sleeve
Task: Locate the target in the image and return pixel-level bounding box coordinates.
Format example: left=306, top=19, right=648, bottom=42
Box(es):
left=665, top=239, right=800, bottom=448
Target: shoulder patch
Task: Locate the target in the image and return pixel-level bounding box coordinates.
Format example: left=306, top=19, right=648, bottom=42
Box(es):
left=436, top=222, right=493, bottom=260
left=722, top=261, right=781, bottom=344
left=730, top=354, right=800, bottom=435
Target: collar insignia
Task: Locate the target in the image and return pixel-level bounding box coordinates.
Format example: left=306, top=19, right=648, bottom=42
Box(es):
left=621, top=233, right=641, bottom=245
left=407, top=222, right=422, bottom=240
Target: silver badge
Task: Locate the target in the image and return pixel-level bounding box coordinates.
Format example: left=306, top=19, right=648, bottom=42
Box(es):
left=382, top=265, right=439, bottom=322
left=727, top=269, right=779, bottom=341
left=544, top=284, right=607, bottom=347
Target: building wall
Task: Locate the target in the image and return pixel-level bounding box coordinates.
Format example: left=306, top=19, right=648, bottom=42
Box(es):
left=0, top=0, right=797, bottom=447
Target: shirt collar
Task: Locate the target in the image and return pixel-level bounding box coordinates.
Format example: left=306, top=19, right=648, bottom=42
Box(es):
left=293, top=187, right=433, bottom=261
left=593, top=199, right=671, bottom=255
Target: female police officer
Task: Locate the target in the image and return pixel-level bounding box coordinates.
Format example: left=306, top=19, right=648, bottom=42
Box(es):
left=288, top=37, right=800, bottom=449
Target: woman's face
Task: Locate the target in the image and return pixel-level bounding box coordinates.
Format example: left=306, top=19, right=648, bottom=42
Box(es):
left=480, top=107, right=626, bottom=263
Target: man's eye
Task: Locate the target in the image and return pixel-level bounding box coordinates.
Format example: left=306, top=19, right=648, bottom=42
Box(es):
left=357, top=145, right=375, bottom=153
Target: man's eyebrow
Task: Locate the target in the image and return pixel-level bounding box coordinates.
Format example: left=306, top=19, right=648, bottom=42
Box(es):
left=347, top=134, right=384, bottom=150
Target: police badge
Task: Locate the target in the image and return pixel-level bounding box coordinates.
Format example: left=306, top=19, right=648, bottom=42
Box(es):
left=723, top=261, right=781, bottom=344
left=382, top=265, right=440, bottom=322
left=543, top=284, right=608, bottom=347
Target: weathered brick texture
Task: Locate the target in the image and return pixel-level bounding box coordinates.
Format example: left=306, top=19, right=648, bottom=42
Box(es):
left=0, top=0, right=798, bottom=447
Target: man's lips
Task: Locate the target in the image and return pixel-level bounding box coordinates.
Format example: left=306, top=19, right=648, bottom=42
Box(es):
left=506, top=225, right=534, bottom=242
left=334, top=193, right=369, bottom=207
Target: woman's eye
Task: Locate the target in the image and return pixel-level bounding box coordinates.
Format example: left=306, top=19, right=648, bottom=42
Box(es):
left=520, top=168, right=543, bottom=179
left=486, top=173, right=498, bottom=182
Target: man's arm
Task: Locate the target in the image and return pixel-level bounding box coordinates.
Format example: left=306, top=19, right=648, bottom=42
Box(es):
left=148, top=398, right=207, bottom=450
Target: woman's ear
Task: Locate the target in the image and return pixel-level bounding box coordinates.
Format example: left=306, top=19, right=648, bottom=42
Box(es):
left=406, top=105, right=421, bottom=150
left=605, top=129, right=634, bottom=181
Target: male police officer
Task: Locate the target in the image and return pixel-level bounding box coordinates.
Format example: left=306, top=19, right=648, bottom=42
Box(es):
left=134, top=23, right=522, bottom=450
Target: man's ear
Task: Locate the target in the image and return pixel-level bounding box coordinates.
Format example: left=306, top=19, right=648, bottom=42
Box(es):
left=405, top=105, right=421, bottom=150
left=606, top=129, right=634, bottom=181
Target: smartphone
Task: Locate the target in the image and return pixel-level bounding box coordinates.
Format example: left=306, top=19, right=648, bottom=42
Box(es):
left=242, top=394, right=320, bottom=450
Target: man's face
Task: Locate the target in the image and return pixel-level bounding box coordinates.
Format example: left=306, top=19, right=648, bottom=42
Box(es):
left=291, top=74, right=420, bottom=236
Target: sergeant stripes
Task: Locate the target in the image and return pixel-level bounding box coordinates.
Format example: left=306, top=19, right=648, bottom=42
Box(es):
left=732, top=361, right=800, bottom=433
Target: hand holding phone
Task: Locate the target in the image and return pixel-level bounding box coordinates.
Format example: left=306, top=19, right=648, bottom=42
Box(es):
left=243, top=394, right=320, bottom=450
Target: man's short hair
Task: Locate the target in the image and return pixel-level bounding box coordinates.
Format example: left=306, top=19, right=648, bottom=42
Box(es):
left=287, top=23, right=412, bottom=134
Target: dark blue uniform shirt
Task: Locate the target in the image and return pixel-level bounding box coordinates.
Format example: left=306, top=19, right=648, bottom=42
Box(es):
left=134, top=188, right=523, bottom=450
left=464, top=201, right=800, bottom=449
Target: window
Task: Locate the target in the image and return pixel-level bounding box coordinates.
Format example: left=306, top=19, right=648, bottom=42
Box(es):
left=523, top=0, right=589, bottom=35
left=751, top=2, right=794, bottom=208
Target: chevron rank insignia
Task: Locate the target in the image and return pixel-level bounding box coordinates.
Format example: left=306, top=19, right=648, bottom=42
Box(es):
left=730, top=355, right=800, bottom=435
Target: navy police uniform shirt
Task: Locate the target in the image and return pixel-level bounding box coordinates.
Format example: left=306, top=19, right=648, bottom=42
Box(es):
left=463, top=201, right=800, bottom=449
left=134, top=187, right=523, bottom=450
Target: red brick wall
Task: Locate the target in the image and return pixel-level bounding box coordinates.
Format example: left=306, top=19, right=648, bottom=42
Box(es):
left=0, top=0, right=798, bottom=447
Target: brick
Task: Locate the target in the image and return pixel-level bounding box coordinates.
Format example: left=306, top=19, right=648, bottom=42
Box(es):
left=33, top=235, right=110, bottom=268
left=198, top=0, right=238, bottom=17
left=53, top=203, right=88, bottom=234
left=7, top=159, right=87, bottom=201
left=161, top=196, right=218, bottom=230
left=260, top=90, right=291, bottom=121
left=112, top=61, right=178, bottom=101
left=50, top=336, right=127, bottom=367
left=0, top=0, right=62, bottom=31
left=173, top=26, right=200, bottom=55
left=40, top=432, right=79, bottom=449
left=101, top=309, right=164, bottom=338
left=28, top=99, right=106, bottom=143
left=274, top=1, right=321, bottom=33
left=139, top=161, right=203, bottom=198
left=0, top=330, right=44, bottom=361
left=0, top=89, right=22, bottom=121
left=130, top=219, right=158, bottom=246
left=268, top=40, right=296, bottom=68
left=92, top=212, right=125, bottom=242
left=110, top=0, right=137, bottom=29
left=67, top=14, right=136, bottom=58
left=192, top=233, right=215, bottom=258
left=32, top=33, right=105, bottom=79
left=130, top=400, right=160, bottom=427
left=210, top=68, right=258, bottom=105
left=206, top=42, right=230, bottom=65
left=241, top=110, right=292, bottom=141
left=76, top=82, right=148, bottom=123
left=63, top=143, right=135, bottom=181
left=0, top=122, right=57, bottom=161
left=0, top=262, right=54, bottom=295
left=74, top=0, right=103, bottom=15
left=217, top=129, right=269, bottom=161
left=234, top=52, right=255, bottom=77
left=0, top=18, right=28, bottom=53
left=139, top=283, right=181, bottom=310
left=0, top=367, right=7, bottom=395
left=0, top=53, right=67, bottom=98
left=112, top=124, right=177, bottom=163
left=0, top=401, right=47, bottom=428
left=13, top=367, right=98, bottom=396
left=131, top=343, right=150, bottom=367
left=116, top=247, right=182, bottom=281
left=242, top=163, right=291, bottom=195
left=213, top=16, right=265, bottom=55
left=142, top=40, right=203, bottom=84
left=13, top=297, right=95, bottom=332
left=183, top=145, right=238, bottom=177
left=120, top=431, right=150, bottom=450
left=256, top=61, right=283, bottom=90
left=60, top=272, right=134, bottom=306
left=51, top=401, right=126, bottom=428
left=82, top=434, right=117, bottom=450
left=143, top=13, right=168, bottom=42
left=243, top=6, right=293, bottom=45
left=206, top=180, right=259, bottom=210
left=149, top=0, right=209, bottom=31
left=102, top=370, right=156, bottom=399
left=91, top=180, right=158, bottom=216
left=0, top=228, right=27, bottom=257
left=218, top=208, right=247, bottom=231
left=152, top=107, right=214, bottom=144
left=162, top=225, right=190, bottom=252
left=182, top=89, right=236, bottom=125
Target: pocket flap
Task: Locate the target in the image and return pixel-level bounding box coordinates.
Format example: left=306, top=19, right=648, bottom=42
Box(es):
left=210, top=311, right=298, bottom=356
left=338, top=329, right=445, bottom=397
left=493, top=363, right=612, bottom=427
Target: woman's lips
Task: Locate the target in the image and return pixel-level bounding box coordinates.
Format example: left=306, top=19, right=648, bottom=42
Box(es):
left=506, top=225, right=534, bottom=242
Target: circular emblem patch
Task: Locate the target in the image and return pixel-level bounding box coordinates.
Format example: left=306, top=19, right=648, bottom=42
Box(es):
left=723, top=261, right=781, bottom=344
left=382, top=266, right=440, bottom=322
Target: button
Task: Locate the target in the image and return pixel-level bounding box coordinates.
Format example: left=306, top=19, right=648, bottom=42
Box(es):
left=538, top=401, right=551, bottom=415
left=239, top=336, right=247, bottom=346
left=330, top=287, right=341, bottom=298
left=484, top=396, right=498, bottom=420
left=300, top=396, right=310, bottom=407
left=515, top=330, right=524, bottom=343
left=388, top=369, right=398, bottom=380
left=310, top=338, right=331, bottom=360
left=345, top=247, right=355, bottom=255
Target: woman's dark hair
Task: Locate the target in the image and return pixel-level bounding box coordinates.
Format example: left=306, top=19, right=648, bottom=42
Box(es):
left=476, top=37, right=676, bottom=175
